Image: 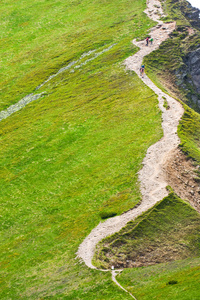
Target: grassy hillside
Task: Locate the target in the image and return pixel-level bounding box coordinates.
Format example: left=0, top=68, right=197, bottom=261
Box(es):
left=108, top=0, right=200, bottom=298
left=144, top=0, right=200, bottom=110
left=178, top=105, right=200, bottom=162
left=0, top=0, right=155, bottom=111
left=94, top=193, right=200, bottom=269
left=1, top=0, right=200, bottom=299
left=118, top=257, right=200, bottom=300
left=144, top=27, right=200, bottom=109
left=0, top=0, right=165, bottom=298
left=144, top=0, right=200, bottom=162
left=93, top=192, right=200, bottom=299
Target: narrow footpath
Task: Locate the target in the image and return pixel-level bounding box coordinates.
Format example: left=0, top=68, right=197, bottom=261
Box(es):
left=77, top=0, right=183, bottom=270
left=77, top=0, right=184, bottom=297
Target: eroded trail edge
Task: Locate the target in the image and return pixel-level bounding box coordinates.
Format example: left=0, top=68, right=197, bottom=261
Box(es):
left=77, top=0, right=184, bottom=272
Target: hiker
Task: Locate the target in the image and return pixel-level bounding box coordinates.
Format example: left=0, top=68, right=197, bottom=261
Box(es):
left=150, top=37, right=153, bottom=45
left=146, top=37, right=149, bottom=46
left=140, top=65, right=145, bottom=77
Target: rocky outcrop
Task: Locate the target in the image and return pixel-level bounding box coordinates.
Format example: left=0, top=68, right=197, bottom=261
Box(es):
left=181, top=1, right=200, bottom=30
left=175, top=47, right=200, bottom=110
left=187, top=47, right=200, bottom=95
left=173, top=0, right=200, bottom=30
left=170, top=1, right=200, bottom=111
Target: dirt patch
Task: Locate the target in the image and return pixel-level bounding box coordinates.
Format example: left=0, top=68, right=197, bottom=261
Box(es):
left=108, top=243, right=193, bottom=269
left=163, top=148, right=200, bottom=212
left=187, top=27, right=195, bottom=36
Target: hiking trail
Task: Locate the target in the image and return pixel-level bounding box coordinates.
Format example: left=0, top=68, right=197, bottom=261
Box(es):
left=77, top=0, right=184, bottom=298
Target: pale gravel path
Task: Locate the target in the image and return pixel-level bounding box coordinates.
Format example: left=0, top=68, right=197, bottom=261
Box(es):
left=112, top=270, right=137, bottom=299
left=77, top=0, right=184, bottom=273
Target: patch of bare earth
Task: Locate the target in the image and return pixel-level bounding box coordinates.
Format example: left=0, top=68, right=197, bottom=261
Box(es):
left=106, top=243, right=193, bottom=269
left=164, top=148, right=200, bottom=212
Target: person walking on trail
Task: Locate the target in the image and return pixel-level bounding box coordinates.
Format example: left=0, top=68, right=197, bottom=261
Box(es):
left=150, top=37, right=153, bottom=45
left=146, top=37, right=149, bottom=46
left=140, top=65, right=145, bottom=77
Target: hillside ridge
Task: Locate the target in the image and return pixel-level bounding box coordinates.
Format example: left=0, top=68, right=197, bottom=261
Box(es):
left=77, top=0, right=184, bottom=273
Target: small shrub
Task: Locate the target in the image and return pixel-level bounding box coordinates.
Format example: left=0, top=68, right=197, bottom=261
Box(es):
left=167, top=280, right=178, bottom=285
left=162, top=96, right=170, bottom=110
left=100, top=211, right=117, bottom=219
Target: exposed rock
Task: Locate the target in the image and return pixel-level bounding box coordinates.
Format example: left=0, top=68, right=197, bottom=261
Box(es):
left=187, top=48, right=200, bottom=94
left=179, top=0, right=200, bottom=30
left=175, top=47, right=200, bottom=111
left=170, top=0, right=200, bottom=111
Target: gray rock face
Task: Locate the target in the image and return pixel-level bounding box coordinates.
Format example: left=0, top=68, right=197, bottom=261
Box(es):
left=180, top=1, right=200, bottom=30
left=175, top=46, right=200, bottom=111
left=185, top=9, right=200, bottom=28
left=187, top=48, right=200, bottom=94
left=176, top=1, right=200, bottom=105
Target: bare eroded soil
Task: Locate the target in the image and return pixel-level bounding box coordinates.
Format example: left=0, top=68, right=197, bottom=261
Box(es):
left=164, top=148, right=200, bottom=213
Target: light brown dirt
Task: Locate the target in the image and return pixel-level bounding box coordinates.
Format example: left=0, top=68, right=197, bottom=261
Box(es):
left=164, top=148, right=200, bottom=212
left=109, top=244, right=193, bottom=269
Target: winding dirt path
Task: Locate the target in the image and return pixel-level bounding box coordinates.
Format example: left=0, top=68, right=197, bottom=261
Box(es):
left=77, top=0, right=184, bottom=296
left=77, top=0, right=184, bottom=270
left=112, top=270, right=137, bottom=299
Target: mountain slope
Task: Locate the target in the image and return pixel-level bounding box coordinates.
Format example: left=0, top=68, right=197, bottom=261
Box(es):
left=0, top=0, right=200, bottom=299
left=0, top=0, right=162, bottom=299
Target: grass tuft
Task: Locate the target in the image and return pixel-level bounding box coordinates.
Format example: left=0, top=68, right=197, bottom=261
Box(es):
left=167, top=280, right=178, bottom=285
left=100, top=211, right=117, bottom=220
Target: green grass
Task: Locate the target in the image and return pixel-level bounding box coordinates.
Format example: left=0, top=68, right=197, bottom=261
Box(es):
left=0, top=0, right=155, bottom=111
left=161, top=0, right=190, bottom=26
left=144, top=0, right=200, bottom=110
left=144, top=28, right=200, bottom=108
left=162, top=96, right=169, bottom=110
left=143, top=0, right=200, bottom=164
left=0, top=0, right=164, bottom=298
left=178, top=105, right=200, bottom=162
left=118, top=257, right=200, bottom=300
left=93, top=192, right=200, bottom=299
left=0, top=63, right=162, bottom=298
left=1, top=0, right=199, bottom=298
left=93, top=193, right=200, bottom=269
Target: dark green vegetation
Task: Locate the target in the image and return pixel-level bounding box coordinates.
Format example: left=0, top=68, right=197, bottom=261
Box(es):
left=94, top=192, right=200, bottom=299
left=0, top=0, right=164, bottom=299
left=118, top=257, right=200, bottom=300
left=162, top=96, right=170, bottom=110
left=94, top=193, right=200, bottom=269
